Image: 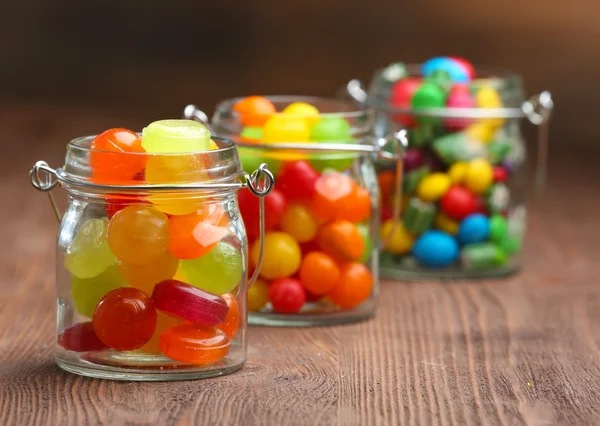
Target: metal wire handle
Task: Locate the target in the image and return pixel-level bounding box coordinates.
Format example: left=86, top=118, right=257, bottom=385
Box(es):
left=29, top=160, right=273, bottom=288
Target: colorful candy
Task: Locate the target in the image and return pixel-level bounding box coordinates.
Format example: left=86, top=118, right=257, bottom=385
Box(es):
left=457, top=213, right=490, bottom=244
left=182, top=241, right=243, bottom=295
left=159, top=324, right=230, bottom=365
left=141, top=119, right=211, bottom=153
left=280, top=203, right=318, bottom=243
left=268, top=278, right=306, bottom=314
left=169, top=205, right=229, bottom=259
left=234, top=96, right=276, bottom=127
left=217, top=293, right=240, bottom=339
left=65, top=218, right=115, bottom=279
left=412, top=231, right=459, bottom=268
left=327, top=263, right=373, bottom=309
left=317, top=220, right=365, bottom=262
left=238, top=187, right=286, bottom=240
left=251, top=232, right=301, bottom=280
left=299, top=251, right=340, bottom=296
left=93, top=287, right=157, bottom=350
left=118, top=251, right=179, bottom=296
left=71, top=264, right=126, bottom=318
left=247, top=279, right=269, bottom=312
left=58, top=322, right=108, bottom=352
left=90, top=128, right=146, bottom=183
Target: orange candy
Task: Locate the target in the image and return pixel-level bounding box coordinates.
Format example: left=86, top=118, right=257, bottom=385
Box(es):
left=169, top=205, right=229, bottom=260
left=90, top=128, right=146, bottom=184
left=299, top=251, right=340, bottom=295
left=159, top=324, right=230, bottom=365
left=328, top=263, right=373, bottom=309
left=311, top=173, right=370, bottom=223
left=217, top=293, right=240, bottom=339
left=118, top=251, right=179, bottom=296
left=378, top=170, right=395, bottom=203
left=139, top=310, right=183, bottom=355
left=233, top=96, right=276, bottom=127
left=317, top=220, right=365, bottom=262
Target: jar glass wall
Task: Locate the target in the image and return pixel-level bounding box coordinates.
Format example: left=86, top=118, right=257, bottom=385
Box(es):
left=40, top=136, right=253, bottom=381
left=209, top=96, right=386, bottom=326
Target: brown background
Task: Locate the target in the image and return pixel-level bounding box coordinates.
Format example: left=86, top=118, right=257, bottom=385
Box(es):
left=1, top=0, right=598, bottom=146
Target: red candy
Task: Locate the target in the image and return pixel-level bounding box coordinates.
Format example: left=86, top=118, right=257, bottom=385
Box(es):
left=389, top=77, right=422, bottom=127
left=268, top=278, right=306, bottom=314
left=217, top=293, right=240, bottom=339
left=93, top=288, right=157, bottom=350
left=276, top=161, right=319, bottom=200
left=58, top=322, right=107, bottom=352
left=238, top=187, right=286, bottom=239
left=90, top=128, right=146, bottom=184
left=440, top=186, right=478, bottom=220
left=152, top=279, right=229, bottom=326
left=449, top=56, right=476, bottom=79
left=493, top=166, right=508, bottom=183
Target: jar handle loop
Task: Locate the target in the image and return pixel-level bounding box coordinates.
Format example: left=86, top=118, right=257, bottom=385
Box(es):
left=522, top=91, right=553, bottom=197
left=184, top=104, right=215, bottom=133
left=340, top=79, right=368, bottom=104
left=29, top=160, right=62, bottom=221
left=243, top=163, right=275, bottom=288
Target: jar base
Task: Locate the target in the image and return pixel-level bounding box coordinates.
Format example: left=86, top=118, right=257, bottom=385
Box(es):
left=56, top=350, right=245, bottom=381
left=248, top=301, right=375, bottom=327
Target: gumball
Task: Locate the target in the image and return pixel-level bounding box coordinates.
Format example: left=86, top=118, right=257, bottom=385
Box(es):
left=159, top=324, right=230, bottom=364
left=169, top=205, right=229, bottom=259
left=465, top=123, right=496, bottom=144
left=447, top=161, right=468, bottom=185
left=311, top=173, right=354, bottom=221
left=58, top=322, right=108, bottom=352
left=233, top=96, right=276, bottom=127
left=389, top=77, right=422, bottom=126
left=90, top=128, right=146, bottom=184
left=412, top=231, right=459, bottom=268
left=357, top=223, right=373, bottom=263
left=464, top=158, right=494, bottom=194
left=262, top=115, right=311, bottom=143
left=411, top=82, right=446, bottom=125
left=280, top=203, right=318, bottom=243
left=421, top=57, right=470, bottom=83
left=247, top=279, right=269, bottom=312
left=142, top=119, right=211, bottom=153
left=380, top=220, right=414, bottom=255
left=440, top=186, right=478, bottom=220
left=457, top=214, right=490, bottom=244
left=71, top=264, right=127, bottom=318
left=108, top=205, right=171, bottom=265
left=182, top=242, right=243, bottom=295
left=416, top=173, right=451, bottom=202
left=251, top=232, right=301, bottom=280
left=475, top=86, right=505, bottom=129
left=338, top=185, right=371, bottom=223
left=404, top=148, right=425, bottom=173
left=489, top=215, right=509, bottom=243
left=444, top=84, right=475, bottom=130
left=493, top=166, right=508, bottom=183
left=218, top=293, right=240, bottom=339
left=282, top=102, right=320, bottom=125
left=308, top=116, right=355, bottom=172
left=238, top=187, right=286, bottom=240
left=434, top=213, right=459, bottom=235
left=317, top=220, right=364, bottom=262
left=449, top=56, right=475, bottom=79
left=240, top=126, right=263, bottom=142
left=328, top=263, right=373, bottom=309
left=268, top=278, right=306, bottom=314
left=119, top=251, right=179, bottom=296
left=276, top=161, right=319, bottom=200
left=152, top=279, right=229, bottom=326
left=93, top=287, right=157, bottom=351
left=299, top=251, right=340, bottom=296
left=138, top=310, right=183, bottom=354
left=65, top=218, right=115, bottom=279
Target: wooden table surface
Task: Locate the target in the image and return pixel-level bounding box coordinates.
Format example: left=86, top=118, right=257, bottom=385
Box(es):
left=1, top=105, right=600, bottom=426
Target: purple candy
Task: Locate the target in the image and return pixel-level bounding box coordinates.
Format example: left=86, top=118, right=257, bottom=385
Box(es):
left=404, top=148, right=425, bottom=173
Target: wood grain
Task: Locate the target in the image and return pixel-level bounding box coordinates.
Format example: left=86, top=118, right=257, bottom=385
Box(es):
left=1, top=105, right=600, bottom=425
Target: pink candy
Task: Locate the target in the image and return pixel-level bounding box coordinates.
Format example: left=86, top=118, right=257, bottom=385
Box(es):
left=444, top=84, right=475, bottom=130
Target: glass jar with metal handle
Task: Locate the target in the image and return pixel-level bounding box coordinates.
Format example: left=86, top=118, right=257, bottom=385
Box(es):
left=344, top=61, right=553, bottom=280
left=185, top=97, right=406, bottom=326
left=30, top=136, right=272, bottom=380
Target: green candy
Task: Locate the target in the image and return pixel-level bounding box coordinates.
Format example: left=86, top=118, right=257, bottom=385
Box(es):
left=71, top=264, right=127, bottom=318
left=309, top=117, right=356, bottom=172
left=489, top=215, right=508, bottom=243
left=403, top=197, right=437, bottom=235
left=426, top=69, right=453, bottom=93
left=486, top=138, right=511, bottom=165
left=181, top=242, right=243, bottom=295
left=499, top=236, right=521, bottom=255
left=65, top=218, right=115, bottom=279
left=240, top=126, right=263, bottom=141
left=432, top=132, right=485, bottom=164
left=357, top=223, right=373, bottom=263
left=403, top=166, right=430, bottom=195
left=461, top=242, right=507, bottom=270
left=411, top=82, right=446, bottom=126
left=239, top=147, right=281, bottom=177
left=142, top=119, right=210, bottom=153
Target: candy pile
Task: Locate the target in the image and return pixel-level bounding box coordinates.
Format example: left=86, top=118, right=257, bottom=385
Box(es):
left=378, top=57, right=524, bottom=270
left=60, top=121, right=242, bottom=365
left=232, top=97, right=375, bottom=314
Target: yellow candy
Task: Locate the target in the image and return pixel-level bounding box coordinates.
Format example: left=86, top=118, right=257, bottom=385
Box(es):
left=247, top=279, right=269, bottom=312
left=435, top=213, right=459, bottom=235
left=448, top=162, right=468, bottom=185
left=416, top=173, right=451, bottom=202
left=280, top=203, right=318, bottom=243
left=262, top=115, right=311, bottom=144
left=209, top=139, right=219, bottom=150
left=282, top=102, right=320, bottom=126
left=381, top=220, right=414, bottom=255
left=475, top=87, right=505, bottom=129
left=464, top=158, right=493, bottom=194
left=465, top=123, right=496, bottom=144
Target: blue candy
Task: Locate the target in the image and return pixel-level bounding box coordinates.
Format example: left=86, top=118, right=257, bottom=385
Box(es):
left=413, top=230, right=459, bottom=268
left=422, top=57, right=470, bottom=83
left=457, top=213, right=490, bottom=244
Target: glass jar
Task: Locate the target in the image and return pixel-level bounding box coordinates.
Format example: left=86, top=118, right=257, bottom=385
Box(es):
left=185, top=97, right=405, bottom=326
left=344, top=64, right=553, bottom=279
left=29, top=136, right=273, bottom=381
